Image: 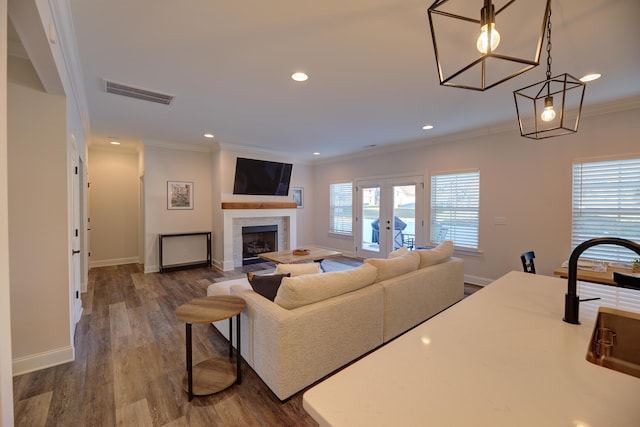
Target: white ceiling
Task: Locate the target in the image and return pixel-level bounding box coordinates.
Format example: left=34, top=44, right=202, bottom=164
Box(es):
left=58, top=0, right=640, bottom=159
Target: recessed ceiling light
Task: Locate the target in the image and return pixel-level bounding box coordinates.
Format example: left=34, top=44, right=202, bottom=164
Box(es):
left=204, top=133, right=214, bottom=138
left=291, top=72, right=308, bottom=82
left=580, top=73, right=601, bottom=82
left=422, top=125, right=434, bottom=130
left=110, top=141, right=120, bottom=145
left=313, top=152, right=320, bottom=156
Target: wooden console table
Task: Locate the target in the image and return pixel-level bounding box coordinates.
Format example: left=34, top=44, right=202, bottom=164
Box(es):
left=159, top=232, right=211, bottom=273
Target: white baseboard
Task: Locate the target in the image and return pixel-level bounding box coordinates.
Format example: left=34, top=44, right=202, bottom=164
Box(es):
left=13, top=345, right=74, bottom=376
left=89, top=257, right=140, bottom=268
left=144, top=264, right=159, bottom=273
left=464, top=274, right=492, bottom=286
left=211, top=259, right=224, bottom=271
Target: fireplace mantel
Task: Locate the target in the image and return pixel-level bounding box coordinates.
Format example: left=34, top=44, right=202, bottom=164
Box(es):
left=222, top=202, right=297, bottom=209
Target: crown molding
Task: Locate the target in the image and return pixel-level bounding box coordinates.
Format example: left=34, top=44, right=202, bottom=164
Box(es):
left=48, top=0, right=92, bottom=142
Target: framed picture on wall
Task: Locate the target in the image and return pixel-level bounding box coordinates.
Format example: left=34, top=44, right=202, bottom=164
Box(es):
left=292, top=187, right=303, bottom=208
left=167, top=181, right=193, bottom=210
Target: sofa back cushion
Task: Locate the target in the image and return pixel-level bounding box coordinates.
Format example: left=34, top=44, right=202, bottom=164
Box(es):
left=274, top=262, right=322, bottom=276
left=387, top=245, right=408, bottom=258
left=416, top=240, right=454, bottom=269
left=274, top=263, right=378, bottom=309
left=364, top=251, right=420, bottom=283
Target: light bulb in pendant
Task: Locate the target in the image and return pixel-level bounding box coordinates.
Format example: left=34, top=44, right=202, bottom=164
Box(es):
left=476, top=23, right=501, bottom=54
left=541, top=96, right=556, bottom=122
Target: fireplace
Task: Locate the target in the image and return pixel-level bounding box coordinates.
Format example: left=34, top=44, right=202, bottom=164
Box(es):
left=222, top=207, right=297, bottom=271
left=242, top=225, right=277, bottom=265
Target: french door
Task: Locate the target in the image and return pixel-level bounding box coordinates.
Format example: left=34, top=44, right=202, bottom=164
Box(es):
left=355, top=176, right=423, bottom=259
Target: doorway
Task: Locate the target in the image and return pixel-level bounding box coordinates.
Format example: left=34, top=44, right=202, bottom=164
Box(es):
left=356, top=176, right=423, bottom=258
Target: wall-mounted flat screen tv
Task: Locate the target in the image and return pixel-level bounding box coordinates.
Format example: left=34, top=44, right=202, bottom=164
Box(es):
left=232, top=157, right=293, bottom=196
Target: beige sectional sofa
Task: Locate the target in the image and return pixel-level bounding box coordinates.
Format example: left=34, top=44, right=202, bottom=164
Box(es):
left=206, top=245, right=464, bottom=400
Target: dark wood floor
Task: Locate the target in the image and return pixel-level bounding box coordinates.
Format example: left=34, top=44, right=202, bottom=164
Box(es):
left=13, top=258, right=481, bottom=426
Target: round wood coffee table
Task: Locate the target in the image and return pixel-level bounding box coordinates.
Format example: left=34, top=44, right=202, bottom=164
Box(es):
left=175, top=295, right=246, bottom=401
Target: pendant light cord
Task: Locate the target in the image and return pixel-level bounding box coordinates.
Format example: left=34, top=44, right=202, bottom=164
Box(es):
left=545, top=8, right=552, bottom=82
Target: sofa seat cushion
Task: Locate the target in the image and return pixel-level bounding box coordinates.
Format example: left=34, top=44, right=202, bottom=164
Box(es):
left=364, top=251, right=420, bottom=283
left=274, top=263, right=378, bottom=309
left=247, top=273, right=290, bottom=301
left=274, top=262, right=322, bottom=276
left=416, top=240, right=454, bottom=269
left=207, top=277, right=251, bottom=297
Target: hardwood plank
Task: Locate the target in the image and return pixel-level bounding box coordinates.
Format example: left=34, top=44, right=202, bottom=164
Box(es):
left=12, top=367, right=56, bottom=402
left=113, top=343, right=148, bottom=409
left=78, top=379, right=116, bottom=427
left=109, top=301, right=133, bottom=345
left=43, top=361, right=86, bottom=426
left=15, top=391, right=52, bottom=427
left=144, top=373, right=184, bottom=426
left=115, top=398, right=154, bottom=427
left=160, top=416, right=189, bottom=427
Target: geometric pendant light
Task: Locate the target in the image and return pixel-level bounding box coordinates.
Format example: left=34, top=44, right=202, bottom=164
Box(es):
left=513, top=7, right=586, bottom=139
left=427, top=0, right=551, bottom=91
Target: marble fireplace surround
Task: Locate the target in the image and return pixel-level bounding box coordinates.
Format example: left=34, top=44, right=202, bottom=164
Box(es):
left=222, top=202, right=297, bottom=271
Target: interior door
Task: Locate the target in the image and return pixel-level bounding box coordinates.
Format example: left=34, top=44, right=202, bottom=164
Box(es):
left=70, top=145, right=83, bottom=328
left=356, top=176, right=422, bottom=258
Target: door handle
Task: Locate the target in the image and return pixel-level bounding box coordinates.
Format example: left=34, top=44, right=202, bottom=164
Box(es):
left=72, top=250, right=81, bottom=255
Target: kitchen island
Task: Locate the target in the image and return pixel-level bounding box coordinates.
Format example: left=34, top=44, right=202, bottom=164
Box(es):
left=303, top=271, right=640, bottom=426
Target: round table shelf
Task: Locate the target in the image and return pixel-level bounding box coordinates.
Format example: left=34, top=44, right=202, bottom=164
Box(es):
left=182, top=357, right=236, bottom=396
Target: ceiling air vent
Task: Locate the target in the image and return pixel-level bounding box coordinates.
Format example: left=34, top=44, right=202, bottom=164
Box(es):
left=103, top=79, right=175, bottom=105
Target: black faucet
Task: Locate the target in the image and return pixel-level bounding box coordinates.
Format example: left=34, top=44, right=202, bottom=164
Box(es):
left=564, top=237, right=640, bottom=324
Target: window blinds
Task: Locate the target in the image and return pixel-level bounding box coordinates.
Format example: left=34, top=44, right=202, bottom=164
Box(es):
left=329, top=182, right=353, bottom=235
left=430, top=170, right=480, bottom=249
left=572, top=157, right=640, bottom=262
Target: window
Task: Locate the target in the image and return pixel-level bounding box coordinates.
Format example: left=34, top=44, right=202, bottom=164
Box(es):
left=329, top=182, right=353, bottom=235
left=572, top=157, right=640, bottom=262
left=430, top=170, right=480, bottom=249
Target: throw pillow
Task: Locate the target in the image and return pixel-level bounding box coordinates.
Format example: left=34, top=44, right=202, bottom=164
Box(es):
left=247, top=273, right=290, bottom=301
left=388, top=245, right=409, bottom=259
left=416, top=240, right=454, bottom=269
left=274, top=262, right=322, bottom=276
left=274, top=263, right=378, bottom=309
left=364, top=251, right=420, bottom=283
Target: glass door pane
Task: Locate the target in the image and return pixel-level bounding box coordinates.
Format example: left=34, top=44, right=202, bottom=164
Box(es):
left=393, top=185, right=416, bottom=250
left=360, top=186, right=380, bottom=255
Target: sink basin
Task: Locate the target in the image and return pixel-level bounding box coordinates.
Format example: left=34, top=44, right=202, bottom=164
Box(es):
left=586, top=307, right=640, bottom=378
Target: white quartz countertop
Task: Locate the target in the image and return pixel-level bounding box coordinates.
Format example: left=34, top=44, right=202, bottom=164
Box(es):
left=303, top=271, right=640, bottom=426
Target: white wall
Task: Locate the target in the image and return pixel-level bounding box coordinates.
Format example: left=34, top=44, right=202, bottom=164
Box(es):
left=7, top=55, right=72, bottom=372
left=0, top=1, right=15, bottom=423
left=313, top=106, right=640, bottom=284
left=211, top=147, right=224, bottom=268
left=143, top=141, right=213, bottom=272
left=88, top=146, right=140, bottom=267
